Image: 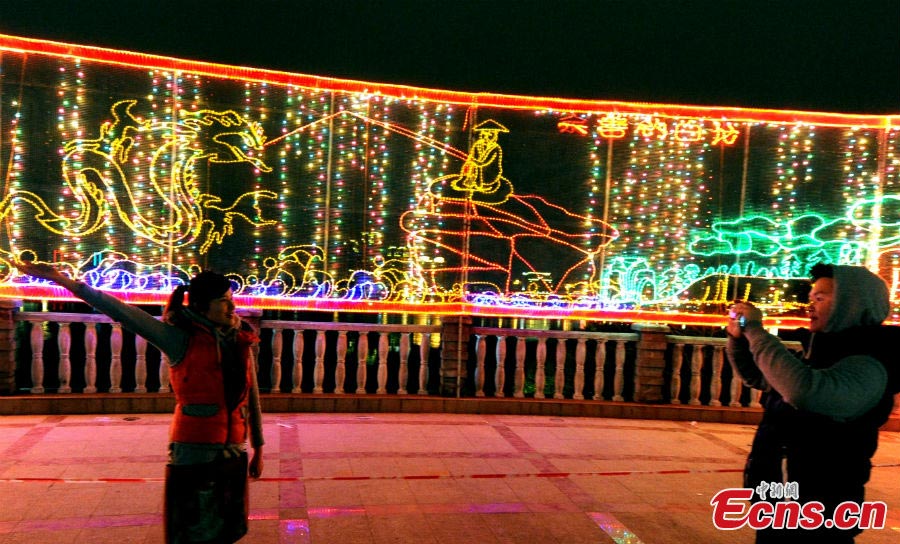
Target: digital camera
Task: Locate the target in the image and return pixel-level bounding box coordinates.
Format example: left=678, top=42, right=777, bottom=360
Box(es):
left=729, top=310, right=747, bottom=329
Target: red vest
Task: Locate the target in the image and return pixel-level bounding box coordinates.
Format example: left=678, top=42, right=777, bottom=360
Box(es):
left=169, top=322, right=258, bottom=445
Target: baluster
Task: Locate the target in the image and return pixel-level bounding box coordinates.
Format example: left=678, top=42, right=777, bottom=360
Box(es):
left=553, top=338, right=565, bottom=400
left=314, top=330, right=326, bottom=394
left=356, top=332, right=369, bottom=394
left=159, top=353, right=171, bottom=393
left=513, top=335, right=526, bottom=398
left=710, top=345, right=725, bottom=406
left=670, top=343, right=685, bottom=404
left=267, top=328, right=282, bottom=392
left=30, top=322, right=45, bottom=394
left=109, top=323, right=123, bottom=393
left=560, top=338, right=587, bottom=400
left=290, top=329, right=303, bottom=393
left=593, top=338, right=607, bottom=401
left=398, top=332, right=410, bottom=395
left=573, top=338, right=586, bottom=400
left=418, top=333, right=430, bottom=395
left=633, top=347, right=641, bottom=403
left=57, top=323, right=72, bottom=393
left=613, top=340, right=626, bottom=401
left=729, top=357, right=743, bottom=407
left=689, top=343, right=704, bottom=405
left=750, top=388, right=763, bottom=408
left=335, top=331, right=348, bottom=394
left=134, top=334, right=148, bottom=393
left=84, top=323, right=98, bottom=393
left=495, top=335, right=506, bottom=398
left=534, top=337, right=547, bottom=399
left=553, top=338, right=566, bottom=397
left=377, top=332, right=389, bottom=394
left=474, top=334, right=487, bottom=397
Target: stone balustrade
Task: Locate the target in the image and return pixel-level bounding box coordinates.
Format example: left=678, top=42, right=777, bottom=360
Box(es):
left=666, top=335, right=803, bottom=407
left=470, top=328, right=638, bottom=401
left=257, top=320, right=441, bottom=395
left=0, top=311, right=800, bottom=407
left=7, top=309, right=896, bottom=429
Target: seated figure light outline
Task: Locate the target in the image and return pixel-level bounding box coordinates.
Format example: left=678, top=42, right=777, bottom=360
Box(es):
left=401, top=120, right=619, bottom=297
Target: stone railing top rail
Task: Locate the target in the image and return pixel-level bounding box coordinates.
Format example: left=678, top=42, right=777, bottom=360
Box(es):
left=13, top=312, right=442, bottom=334
left=15, top=311, right=121, bottom=324
left=258, top=320, right=442, bottom=334
left=14, top=311, right=806, bottom=352
left=667, top=334, right=803, bottom=352
left=472, top=327, right=638, bottom=341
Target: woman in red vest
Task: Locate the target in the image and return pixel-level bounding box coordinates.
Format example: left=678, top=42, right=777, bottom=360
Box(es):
left=13, top=260, right=264, bottom=543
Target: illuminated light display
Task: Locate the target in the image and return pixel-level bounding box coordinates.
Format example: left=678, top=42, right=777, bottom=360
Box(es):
left=557, top=115, right=589, bottom=135
left=400, top=119, right=618, bottom=299
left=0, top=100, right=277, bottom=254
left=566, top=114, right=742, bottom=146
left=0, top=33, right=898, bottom=328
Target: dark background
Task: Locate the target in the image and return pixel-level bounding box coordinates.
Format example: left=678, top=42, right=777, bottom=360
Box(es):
left=0, top=0, right=897, bottom=114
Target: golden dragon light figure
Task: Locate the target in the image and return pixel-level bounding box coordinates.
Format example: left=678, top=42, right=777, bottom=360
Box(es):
left=0, top=100, right=277, bottom=254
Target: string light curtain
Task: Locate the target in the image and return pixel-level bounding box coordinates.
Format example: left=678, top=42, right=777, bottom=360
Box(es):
left=0, top=35, right=897, bottom=326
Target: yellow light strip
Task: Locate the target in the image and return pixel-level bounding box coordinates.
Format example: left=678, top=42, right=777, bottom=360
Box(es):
left=0, top=283, right=816, bottom=328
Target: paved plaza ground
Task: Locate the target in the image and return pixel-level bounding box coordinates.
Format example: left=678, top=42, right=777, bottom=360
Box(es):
left=1, top=412, right=898, bottom=543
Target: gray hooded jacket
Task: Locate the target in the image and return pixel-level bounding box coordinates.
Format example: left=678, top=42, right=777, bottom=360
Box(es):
left=726, top=265, right=890, bottom=422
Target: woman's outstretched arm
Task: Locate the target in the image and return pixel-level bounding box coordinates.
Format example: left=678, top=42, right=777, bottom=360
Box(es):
left=13, top=260, right=188, bottom=361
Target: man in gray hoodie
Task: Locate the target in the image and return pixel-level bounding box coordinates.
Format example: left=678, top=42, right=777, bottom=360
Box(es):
left=727, top=263, right=896, bottom=543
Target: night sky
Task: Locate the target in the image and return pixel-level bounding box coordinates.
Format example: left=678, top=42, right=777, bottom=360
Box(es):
left=0, top=0, right=897, bottom=113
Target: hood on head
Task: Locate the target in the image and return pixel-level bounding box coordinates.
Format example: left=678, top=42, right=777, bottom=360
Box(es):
left=824, top=265, right=890, bottom=332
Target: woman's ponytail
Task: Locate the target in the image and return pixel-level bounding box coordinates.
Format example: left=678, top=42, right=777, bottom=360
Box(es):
left=163, top=284, right=189, bottom=325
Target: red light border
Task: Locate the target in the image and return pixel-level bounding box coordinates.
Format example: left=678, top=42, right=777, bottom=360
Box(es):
left=0, top=34, right=896, bottom=128
left=0, top=284, right=811, bottom=329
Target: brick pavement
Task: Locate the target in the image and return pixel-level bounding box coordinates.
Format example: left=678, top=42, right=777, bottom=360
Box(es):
left=1, top=413, right=898, bottom=543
